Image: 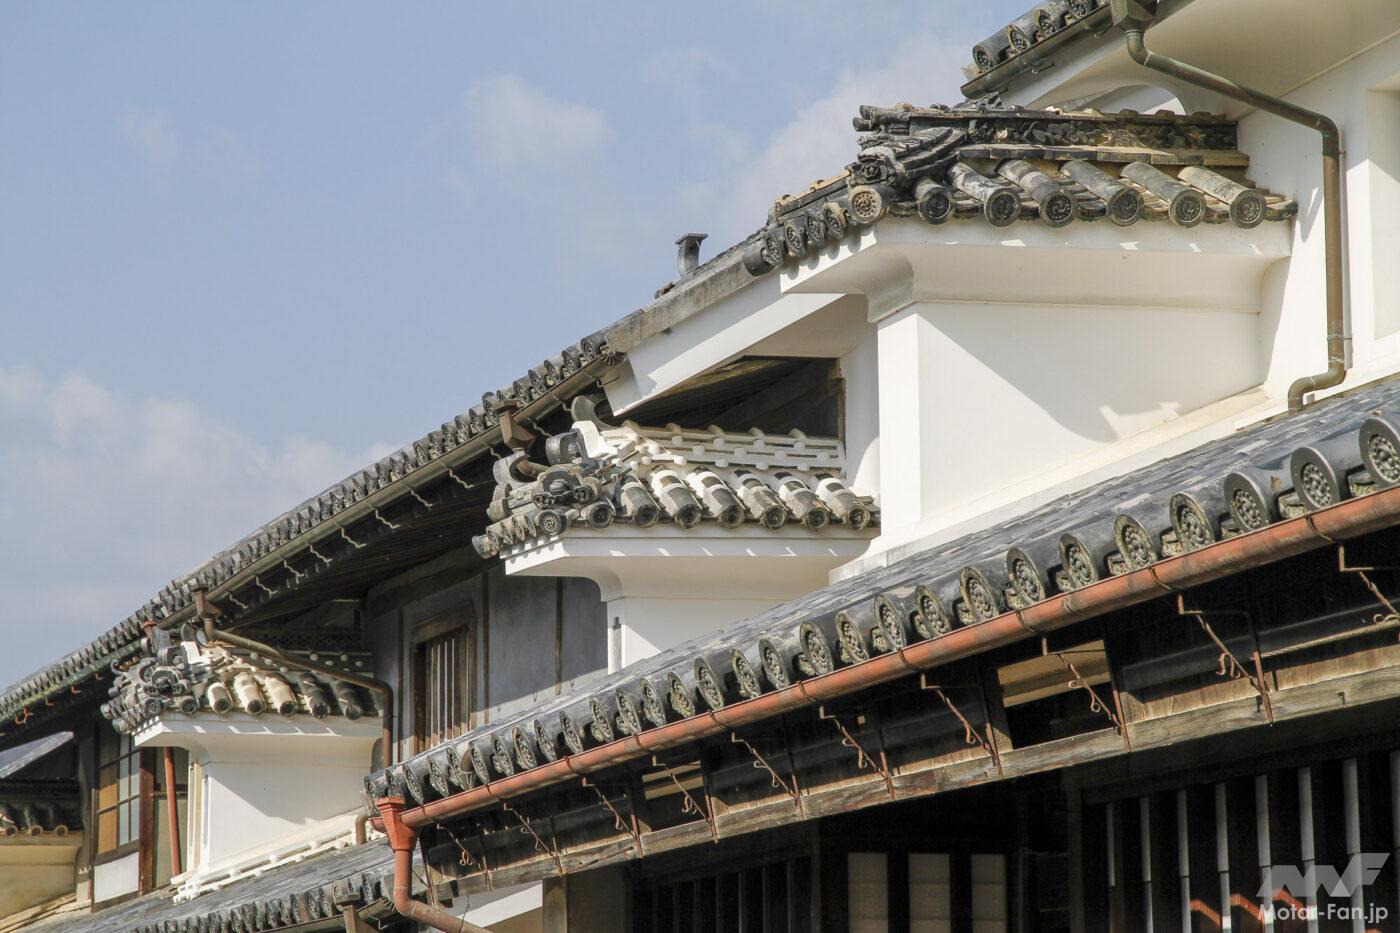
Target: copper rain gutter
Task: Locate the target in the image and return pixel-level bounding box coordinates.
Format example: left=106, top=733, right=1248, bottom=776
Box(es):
left=195, top=590, right=397, bottom=767
left=377, top=796, right=494, bottom=933
left=1110, top=0, right=1345, bottom=410
left=371, top=481, right=1400, bottom=841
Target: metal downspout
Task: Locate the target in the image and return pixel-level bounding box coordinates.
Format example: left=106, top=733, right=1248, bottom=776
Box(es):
left=376, top=796, right=495, bottom=933
left=1114, top=12, right=1346, bottom=410
left=163, top=747, right=182, bottom=877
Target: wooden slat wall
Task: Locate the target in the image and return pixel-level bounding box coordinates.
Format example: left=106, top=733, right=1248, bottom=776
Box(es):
left=1084, top=749, right=1400, bottom=933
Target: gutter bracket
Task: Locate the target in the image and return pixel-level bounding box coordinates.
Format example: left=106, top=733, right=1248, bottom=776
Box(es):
left=443, top=824, right=491, bottom=884
left=652, top=757, right=718, bottom=843
left=918, top=675, right=1004, bottom=777
left=581, top=777, right=643, bottom=855
left=729, top=732, right=802, bottom=810
left=817, top=705, right=895, bottom=796
left=501, top=800, right=564, bottom=874
left=1044, top=640, right=1130, bottom=746
left=1175, top=595, right=1274, bottom=722
left=1338, top=545, right=1400, bottom=638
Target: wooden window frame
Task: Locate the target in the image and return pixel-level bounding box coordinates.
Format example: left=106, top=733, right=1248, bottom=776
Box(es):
left=411, top=607, right=474, bottom=755
left=92, top=725, right=146, bottom=867
left=89, top=722, right=161, bottom=907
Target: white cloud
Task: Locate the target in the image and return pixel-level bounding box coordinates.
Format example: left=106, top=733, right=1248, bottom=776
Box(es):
left=458, top=74, right=608, bottom=176
left=117, top=104, right=180, bottom=172
left=0, top=367, right=387, bottom=686
left=689, top=121, right=752, bottom=166
left=643, top=47, right=732, bottom=99
left=700, top=32, right=975, bottom=243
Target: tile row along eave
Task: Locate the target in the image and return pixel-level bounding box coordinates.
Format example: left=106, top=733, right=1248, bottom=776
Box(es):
left=366, top=381, right=1400, bottom=823
left=961, top=0, right=1112, bottom=95
left=741, top=108, right=1291, bottom=278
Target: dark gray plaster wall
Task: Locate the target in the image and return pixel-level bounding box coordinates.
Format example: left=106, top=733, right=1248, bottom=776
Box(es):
left=363, top=547, right=606, bottom=761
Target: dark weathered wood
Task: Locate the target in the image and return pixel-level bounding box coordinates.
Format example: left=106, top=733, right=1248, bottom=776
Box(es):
left=1225, top=777, right=1264, bottom=933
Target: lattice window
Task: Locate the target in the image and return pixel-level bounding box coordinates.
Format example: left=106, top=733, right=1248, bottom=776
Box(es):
left=414, top=624, right=469, bottom=752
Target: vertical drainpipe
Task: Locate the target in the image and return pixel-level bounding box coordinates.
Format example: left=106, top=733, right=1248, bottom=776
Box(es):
left=1109, top=0, right=1346, bottom=410
left=376, top=796, right=496, bottom=933
left=163, top=747, right=182, bottom=878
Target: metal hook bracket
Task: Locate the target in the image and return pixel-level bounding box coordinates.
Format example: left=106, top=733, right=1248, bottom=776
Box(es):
left=651, top=757, right=718, bottom=842
left=501, top=801, right=563, bottom=874
left=1176, top=595, right=1273, bottom=723
left=1339, top=545, right=1400, bottom=637
left=729, top=732, right=801, bottom=809
left=918, top=675, right=1003, bottom=777
left=442, top=825, right=489, bottom=882
left=1042, top=639, right=1130, bottom=745
left=817, top=706, right=894, bottom=796
left=306, top=542, right=333, bottom=566
left=444, top=467, right=476, bottom=492
left=581, top=777, right=642, bottom=855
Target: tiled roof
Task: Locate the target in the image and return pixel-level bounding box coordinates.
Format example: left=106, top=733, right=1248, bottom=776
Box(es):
left=3, top=102, right=1300, bottom=745
left=0, top=333, right=615, bottom=738
left=965, top=0, right=1109, bottom=84
left=0, top=733, right=72, bottom=780
left=28, top=839, right=400, bottom=933
left=100, top=631, right=378, bottom=736
left=0, top=782, right=79, bottom=837
left=742, top=105, right=1292, bottom=275
left=473, top=420, right=875, bottom=559
left=369, top=378, right=1400, bottom=813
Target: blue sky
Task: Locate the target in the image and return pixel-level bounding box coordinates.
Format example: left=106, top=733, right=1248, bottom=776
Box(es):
left=0, top=1, right=1027, bottom=685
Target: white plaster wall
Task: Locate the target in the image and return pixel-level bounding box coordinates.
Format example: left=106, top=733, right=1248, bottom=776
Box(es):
left=840, top=327, right=881, bottom=498
left=195, top=761, right=366, bottom=867
left=603, top=270, right=845, bottom=415
left=875, top=300, right=1260, bottom=538
left=135, top=715, right=379, bottom=893
left=1240, top=31, right=1400, bottom=399
left=605, top=597, right=785, bottom=672
left=506, top=525, right=874, bottom=667
left=1009, top=1, right=1400, bottom=412
left=92, top=850, right=139, bottom=904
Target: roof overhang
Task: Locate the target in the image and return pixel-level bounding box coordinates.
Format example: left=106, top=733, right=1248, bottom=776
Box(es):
left=504, top=525, right=877, bottom=601
left=135, top=712, right=382, bottom=764
left=782, top=214, right=1288, bottom=322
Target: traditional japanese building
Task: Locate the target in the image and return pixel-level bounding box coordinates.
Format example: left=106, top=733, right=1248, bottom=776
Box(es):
left=4, top=0, right=1400, bottom=929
